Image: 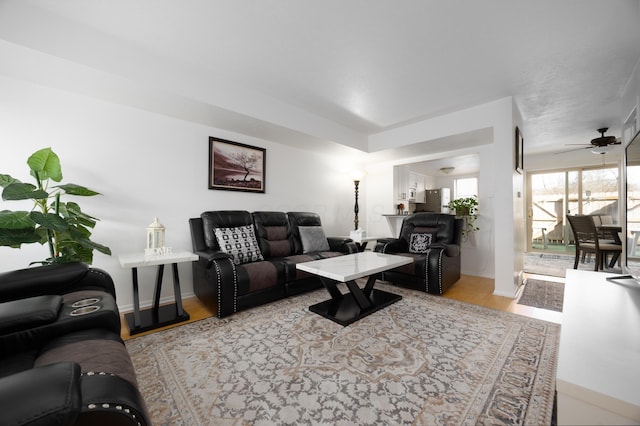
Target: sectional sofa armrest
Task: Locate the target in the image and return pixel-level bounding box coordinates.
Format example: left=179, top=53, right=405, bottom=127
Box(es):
left=327, top=237, right=358, bottom=254
left=0, top=295, right=62, bottom=335
left=193, top=249, right=232, bottom=268
left=375, top=239, right=459, bottom=257
left=0, top=362, right=82, bottom=426
left=429, top=242, right=461, bottom=257
left=375, top=238, right=408, bottom=253
left=0, top=263, right=116, bottom=303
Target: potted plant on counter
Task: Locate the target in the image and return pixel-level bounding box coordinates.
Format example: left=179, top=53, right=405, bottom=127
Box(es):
left=0, top=147, right=111, bottom=265
left=448, top=195, right=479, bottom=239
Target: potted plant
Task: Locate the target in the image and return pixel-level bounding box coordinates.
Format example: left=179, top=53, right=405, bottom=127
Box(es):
left=448, top=196, right=479, bottom=238
left=0, top=147, right=111, bottom=265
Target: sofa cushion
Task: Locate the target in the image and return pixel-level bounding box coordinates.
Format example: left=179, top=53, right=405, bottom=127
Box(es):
left=264, top=226, right=292, bottom=257
left=409, top=233, right=434, bottom=254
left=214, top=225, right=264, bottom=265
left=252, top=212, right=294, bottom=258
left=237, top=261, right=280, bottom=293
left=299, top=226, right=330, bottom=253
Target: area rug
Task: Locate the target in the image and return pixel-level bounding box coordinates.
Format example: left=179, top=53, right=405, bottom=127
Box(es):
left=126, top=283, right=560, bottom=425
left=518, top=279, right=565, bottom=312
left=524, top=252, right=575, bottom=277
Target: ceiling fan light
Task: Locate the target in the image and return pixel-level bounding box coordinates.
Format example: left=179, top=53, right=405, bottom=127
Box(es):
left=591, top=145, right=610, bottom=154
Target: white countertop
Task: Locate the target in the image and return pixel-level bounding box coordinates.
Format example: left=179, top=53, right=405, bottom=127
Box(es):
left=118, top=250, right=198, bottom=268
left=557, top=269, right=640, bottom=422
left=296, top=252, right=413, bottom=282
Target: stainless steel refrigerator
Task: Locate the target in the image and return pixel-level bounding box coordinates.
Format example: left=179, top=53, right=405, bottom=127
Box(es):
left=424, top=188, right=451, bottom=213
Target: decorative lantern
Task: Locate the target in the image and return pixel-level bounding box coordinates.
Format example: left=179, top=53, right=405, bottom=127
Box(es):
left=145, top=217, right=165, bottom=255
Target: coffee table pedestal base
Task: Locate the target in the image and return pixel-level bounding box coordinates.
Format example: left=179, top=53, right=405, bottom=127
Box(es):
left=309, top=288, right=401, bottom=326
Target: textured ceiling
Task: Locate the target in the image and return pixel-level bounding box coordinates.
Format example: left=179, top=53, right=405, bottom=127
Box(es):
left=1, top=0, right=640, bottom=158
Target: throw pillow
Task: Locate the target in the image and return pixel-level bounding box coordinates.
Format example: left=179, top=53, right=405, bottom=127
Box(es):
left=409, top=233, right=434, bottom=254
left=298, top=226, right=330, bottom=253
left=214, top=225, right=264, bottom=265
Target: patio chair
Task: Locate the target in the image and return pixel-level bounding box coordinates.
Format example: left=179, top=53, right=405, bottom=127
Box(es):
left=566, top=214, right=622, bottom=271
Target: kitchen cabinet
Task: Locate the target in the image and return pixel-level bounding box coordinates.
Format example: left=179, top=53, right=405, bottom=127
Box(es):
left=394, top=166, right=426, bottom=203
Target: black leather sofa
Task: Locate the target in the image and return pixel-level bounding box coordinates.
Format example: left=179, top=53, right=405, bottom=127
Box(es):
left=189, top=211, right=357, bottom=318
left=375, top=212, right=463, bottom=295
left=0, top=262, right=150, bottom=426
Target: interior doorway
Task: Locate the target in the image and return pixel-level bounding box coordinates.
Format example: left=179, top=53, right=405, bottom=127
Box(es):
left=527, top=165, right=619, bottom=253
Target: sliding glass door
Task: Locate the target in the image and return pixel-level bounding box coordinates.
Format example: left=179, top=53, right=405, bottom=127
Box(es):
left=528, top=166, right=619, bottom=253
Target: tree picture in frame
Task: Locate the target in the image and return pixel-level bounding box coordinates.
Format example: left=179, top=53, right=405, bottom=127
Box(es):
left=515, top=126, right=524, bottom=174
left=209, top=137, right=266, bottom=193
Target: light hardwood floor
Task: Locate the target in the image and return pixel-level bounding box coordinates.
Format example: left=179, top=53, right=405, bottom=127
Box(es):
left=120, top=273, right=562, bottom=340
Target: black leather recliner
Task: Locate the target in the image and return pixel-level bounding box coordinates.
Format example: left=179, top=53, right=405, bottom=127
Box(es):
left=0, top=262, right=150, bottom=426
left=375, top=213, right=463, bottom=295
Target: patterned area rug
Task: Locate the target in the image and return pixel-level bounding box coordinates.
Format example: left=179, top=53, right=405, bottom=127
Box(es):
left=518, top=279, right=565, bottom=312
left=126, top=283, right=560, bottom=425
left=524, top=253, right=575, bottom=277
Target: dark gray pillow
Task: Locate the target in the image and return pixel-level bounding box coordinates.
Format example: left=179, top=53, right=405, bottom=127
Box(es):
left=299, top=226, right=330, bottom=253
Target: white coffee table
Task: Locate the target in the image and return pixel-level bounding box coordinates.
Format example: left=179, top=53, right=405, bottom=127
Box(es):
left=296, top=252, right=413, bottom=326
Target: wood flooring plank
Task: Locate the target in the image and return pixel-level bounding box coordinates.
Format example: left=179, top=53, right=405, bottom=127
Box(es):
left=121, top=273, right=562, bottom=340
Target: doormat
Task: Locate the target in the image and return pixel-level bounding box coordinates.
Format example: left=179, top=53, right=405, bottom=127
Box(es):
left=517, top=279, right=565, bottom=312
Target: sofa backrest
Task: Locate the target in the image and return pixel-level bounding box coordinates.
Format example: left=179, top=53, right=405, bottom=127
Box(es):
left=287, top=212, right=323, bottom=254
left=200, top=210, right=253, bottom=250
left=399, top=213, right=457, bottom=245
left=252, top=211, right=294, bottom=258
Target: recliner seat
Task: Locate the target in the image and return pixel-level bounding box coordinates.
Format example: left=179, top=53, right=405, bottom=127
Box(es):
left=375, top=212, right=463, bottom=294
left=0, top=263, right=150, bottom=426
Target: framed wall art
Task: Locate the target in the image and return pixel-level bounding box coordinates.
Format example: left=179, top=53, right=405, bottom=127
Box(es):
left=209, top=137, right=266, bottom=193
left=515, top=126, right=524, bottom=174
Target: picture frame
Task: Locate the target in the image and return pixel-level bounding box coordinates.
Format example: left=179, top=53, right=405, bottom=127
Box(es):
left=515, top=126, right=524, bottom=174
left=209, top=137, right=266, bottom=193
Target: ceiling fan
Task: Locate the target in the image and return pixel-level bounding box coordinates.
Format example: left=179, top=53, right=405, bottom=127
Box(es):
left=556, top=128, right=621, bottom=155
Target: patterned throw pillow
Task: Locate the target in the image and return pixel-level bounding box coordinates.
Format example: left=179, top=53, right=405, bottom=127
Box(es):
left=214, top=225, right=264, bottom=265
left=409, top=233, right=433, bottom=254
left=298, top=226, right=330, bottom=253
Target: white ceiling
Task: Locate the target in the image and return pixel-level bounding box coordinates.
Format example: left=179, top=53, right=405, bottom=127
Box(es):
left=1, top=0, right=640, bottom=162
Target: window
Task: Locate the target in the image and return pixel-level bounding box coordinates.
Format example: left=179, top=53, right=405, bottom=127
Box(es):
left=454, top=177, right=478, bottom=199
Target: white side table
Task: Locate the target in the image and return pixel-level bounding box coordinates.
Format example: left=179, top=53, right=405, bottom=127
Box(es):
left=118, top=250, right=198, bottom=335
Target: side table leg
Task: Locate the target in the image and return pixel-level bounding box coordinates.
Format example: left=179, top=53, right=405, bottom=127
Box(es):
left=171, top=263, right=185, bottom=317
left=152, top=264, right=165, bottom=317
left=132, top=267, right=141, bottom=328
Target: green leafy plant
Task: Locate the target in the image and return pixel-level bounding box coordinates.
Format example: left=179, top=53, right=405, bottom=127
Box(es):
left=448, top=196, right=479, bottom=238
left=0, top=147, right=111, bottom=265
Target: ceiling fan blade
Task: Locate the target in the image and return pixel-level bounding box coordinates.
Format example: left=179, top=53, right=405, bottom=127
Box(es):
left=553, top=146, right=590, bottom=155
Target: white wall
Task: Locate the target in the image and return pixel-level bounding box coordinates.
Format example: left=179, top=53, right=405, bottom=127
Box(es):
left=0, top=75, right=361, bottom=311
left=365, top=97, right=522, bottom=297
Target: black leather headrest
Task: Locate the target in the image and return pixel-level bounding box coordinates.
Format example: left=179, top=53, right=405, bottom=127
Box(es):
left=201, top=210, right=253, bottom=250
left=400, top=213, right=456, bottom=244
